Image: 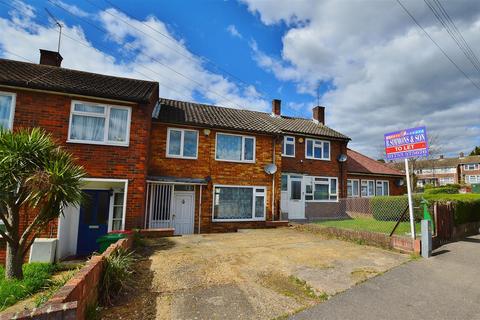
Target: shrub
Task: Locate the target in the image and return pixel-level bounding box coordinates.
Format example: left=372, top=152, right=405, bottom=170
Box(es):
left=452, top=200, right=480, bottom=225
left=100, top=248, right=136, bottom=305
left=371, top=196, right=424, bottom=222
left=424, top=184, right=460, bottom=194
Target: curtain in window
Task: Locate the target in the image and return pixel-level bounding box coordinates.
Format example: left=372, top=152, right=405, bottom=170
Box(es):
left=217, top=134, right=242, bottom=160
left=70, top=115, right=105, bottom=141
left=0, top=95, right=12, bottom=129
left=108, top=108, right=128, bottom=142
left=214, top=187, right=253, bottom=219
left=168, top=130, right=181, bottom=155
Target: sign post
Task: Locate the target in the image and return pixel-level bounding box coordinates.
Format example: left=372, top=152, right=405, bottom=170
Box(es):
left=384, top=126, right=428, bottom=239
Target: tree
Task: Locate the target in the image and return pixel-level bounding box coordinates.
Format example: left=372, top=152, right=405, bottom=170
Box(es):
left=0, top=128, right=85, bottom=279
left=470, top=146, right=480, bottom=156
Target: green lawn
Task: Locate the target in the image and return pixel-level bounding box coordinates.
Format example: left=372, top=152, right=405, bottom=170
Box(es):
left=0, top=263, right=56, bottom=311
left=314, top=217, right=421, bottom=236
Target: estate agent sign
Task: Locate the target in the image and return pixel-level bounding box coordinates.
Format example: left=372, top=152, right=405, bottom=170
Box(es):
left=384, top=126, right=428, bottom=160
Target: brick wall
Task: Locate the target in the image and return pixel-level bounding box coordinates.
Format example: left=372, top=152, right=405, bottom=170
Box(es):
left=281, top=137, right=349, bottom=197
left=347, top=174, right=406, bottom=196
left=0, top=86, right=157, bottom=263
left=148, top=122, right=282, bottom=233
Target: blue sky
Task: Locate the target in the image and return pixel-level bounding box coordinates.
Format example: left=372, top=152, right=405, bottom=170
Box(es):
left=1, top=0, right=479, bottom=158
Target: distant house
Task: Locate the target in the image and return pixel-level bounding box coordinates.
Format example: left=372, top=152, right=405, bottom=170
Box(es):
left=346, top=149, right=405, bottom=198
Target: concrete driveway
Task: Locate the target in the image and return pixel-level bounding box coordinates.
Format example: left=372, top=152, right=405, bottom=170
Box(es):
left=102, top=227, right=409, bottom=320
left=291, top=234, right=480, bottom=320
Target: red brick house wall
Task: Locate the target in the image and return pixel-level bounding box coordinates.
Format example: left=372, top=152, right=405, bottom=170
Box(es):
left=0, top=86, right=157, bottom=263
left=148, top=122, right=282, bottom=233
left=347, top=174, right=406, bottom=196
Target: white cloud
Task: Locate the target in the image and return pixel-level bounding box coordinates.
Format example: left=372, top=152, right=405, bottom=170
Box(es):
left=0, top=2, right=269, bottom=111
left=226, top=24, right=242, bottom=38
left=242, top=0, right=480, bottom=157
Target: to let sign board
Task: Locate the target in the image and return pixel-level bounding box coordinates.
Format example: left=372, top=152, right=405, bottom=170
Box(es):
left=384, top=126, right=428, bottom=160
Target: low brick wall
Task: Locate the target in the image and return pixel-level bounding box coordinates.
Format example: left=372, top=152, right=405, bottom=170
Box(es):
left=298, top=224, right=420, bottom=254
left=1, top=236, right=133, bottom=320
left=139, top=228, right=175, bottom=238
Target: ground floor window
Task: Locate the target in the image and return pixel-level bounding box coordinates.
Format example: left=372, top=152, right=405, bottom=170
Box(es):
left=361, top=180, right=375, bottom=197
left=111, top=191, right=124, bottom=231
left=438, top=177, right=454, bottom=185
left=213, top=185, right=266, bottom=221
left=304, top=176, right=338, bottom=202
left=466, top=175, right=480, bottom=184
left=347, top=179, right=360, bottom=198
left=375, top=180, right=389, bottom=196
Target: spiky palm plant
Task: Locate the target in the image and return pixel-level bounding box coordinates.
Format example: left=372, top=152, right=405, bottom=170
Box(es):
left=0, top=128, right=86, bottom=279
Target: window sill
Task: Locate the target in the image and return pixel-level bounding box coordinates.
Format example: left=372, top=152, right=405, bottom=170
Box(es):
left=212, top=218, right=266, bottom=222
left=282, top=154, right=295, bottom=158
left=166, top=154, right=198, bottom=160
left=67, top=140, right=129, bottom=147
left=305, top=157, right=331, bottom=161
left=215, top=158, right=255, bottom=164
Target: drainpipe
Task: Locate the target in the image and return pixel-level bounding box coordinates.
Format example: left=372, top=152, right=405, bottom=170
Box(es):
left=272, top=136, right=276, bottom=221
left=198, top=185, right=202, bottom=234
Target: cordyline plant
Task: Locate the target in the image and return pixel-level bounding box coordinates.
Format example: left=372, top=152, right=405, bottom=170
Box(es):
left=0, top=128, right=86, bottom=280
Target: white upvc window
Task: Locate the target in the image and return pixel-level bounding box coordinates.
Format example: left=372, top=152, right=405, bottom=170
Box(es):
left=347, top=179, right=360, bottom=198
left=304, top=176, right=338, bottom=202
left=212, top=185, right=266, bottom=221
left=361, top=180, right=375, bottom=197
left=110, top=191, right=125, bottom=231
left=282, top=136, right=295, bottom=157
left=215, top=133, right=255, bottom=163
left=466, top=175, right=480, bottom=183
left=68, top=101, right=131, bottom=146
left=439, top=177, right=454, bottom=185
left=166, top=128, right=199, bottom=159
left=464, top=164, right=479, bottom=171
left=0, top=91, right=16, bottom=130
left=305, top=138, right=330, bottom=160
left=375, top=180, right=389, bottom=196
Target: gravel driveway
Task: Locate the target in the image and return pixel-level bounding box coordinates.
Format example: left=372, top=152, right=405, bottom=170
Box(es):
left=101, top=226, right=409, bottom=320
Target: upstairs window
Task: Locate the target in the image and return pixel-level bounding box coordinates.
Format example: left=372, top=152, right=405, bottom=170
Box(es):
left=216, top=133, right=255, bottom=163
left=0, top=92, right=15, bottom=129
left=282, top=136, right=295, bottom=157
left=305, top=139, right=330, bottom=160
left=68, top=101, right=131, bottom=146
left=464, top=164, right=479, bottom=171
left=167, top=128, right=198, bottom=159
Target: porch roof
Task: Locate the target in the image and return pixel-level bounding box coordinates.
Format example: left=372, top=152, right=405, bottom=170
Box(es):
left=147, top=176, right=209, bottom=185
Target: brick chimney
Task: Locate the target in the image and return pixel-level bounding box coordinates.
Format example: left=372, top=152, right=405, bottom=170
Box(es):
left=459, top=152, right=465, bottom=158
left=439, top=155, right=444, bottom=159
left=312, top=106, right=325, bottom=124
left=272, top=99, right=281, bottom=116
left=39, top=49, right=63, bottom=67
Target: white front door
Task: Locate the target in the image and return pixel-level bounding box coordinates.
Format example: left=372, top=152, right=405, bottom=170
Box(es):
left=288, top=176, right=305, bottom=219
left=172, top=192, right=195, bottom=235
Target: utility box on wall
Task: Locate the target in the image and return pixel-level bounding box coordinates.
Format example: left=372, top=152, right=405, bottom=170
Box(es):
left=29, top=238, right=57, bottom=263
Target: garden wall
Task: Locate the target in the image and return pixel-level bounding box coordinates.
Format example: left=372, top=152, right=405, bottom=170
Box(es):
left=1, top=236, right=133, bottom=319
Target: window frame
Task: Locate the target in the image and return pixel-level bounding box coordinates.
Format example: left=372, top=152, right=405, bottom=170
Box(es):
left=375, top=180, right=389, bottom=196
left=304, top=138, right=330, bottom=161
left=212, top=184, right=266, bottom=222
left=466, top=175, right=480, bottom=183
left=361, top=179, right=375, bottom=197
left=67, top=100, right=132, bottom=147
left=304, top=176, right=338, bottom=202
left=282, top=136, right=295, bottom=157
left=464, top=164, right=479, bottom=171
left=215, top=132, right=256, bottom=163
left=347, top=179, right=360, bottom=198
left=166, top=127, right=199, bottom=159
left=109, top=190, right=125, bottom=231
left=0, top=91, right=16, bottom=130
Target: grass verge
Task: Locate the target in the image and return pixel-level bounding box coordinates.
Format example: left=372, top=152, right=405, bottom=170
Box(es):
left=314, top=217, right=421, bottom=236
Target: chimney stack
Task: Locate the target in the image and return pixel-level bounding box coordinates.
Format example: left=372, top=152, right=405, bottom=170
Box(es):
left=272, top=99, right=281, bottom=116
left=459, top=152, right=465, bottom=158
left=39, top=49, right=63, bottom=67
left=439, top=155, right=444, bottom=159
left=312, top=106, right=325, bottom=124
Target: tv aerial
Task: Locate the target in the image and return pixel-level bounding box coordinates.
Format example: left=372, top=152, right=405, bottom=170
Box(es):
left=45, top=8, right=63, bottom=53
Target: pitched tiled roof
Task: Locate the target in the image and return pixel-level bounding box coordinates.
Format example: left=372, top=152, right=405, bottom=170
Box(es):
left=347, top=149, right=404, bottom=176
left=0, top=59, right=158, bottom=104
left=155, top=98, right=350, bottom=139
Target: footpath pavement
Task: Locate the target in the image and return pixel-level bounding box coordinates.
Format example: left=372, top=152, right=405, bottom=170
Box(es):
left=291, top=234, right=480, bottom=320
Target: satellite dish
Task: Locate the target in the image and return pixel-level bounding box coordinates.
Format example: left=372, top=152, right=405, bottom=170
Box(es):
left=264, top=163, right=278, bottom=175
left=337, top=154, right=348, bottom=162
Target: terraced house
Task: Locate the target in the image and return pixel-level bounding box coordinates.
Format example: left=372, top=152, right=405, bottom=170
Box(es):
left=0, top=51, right=357, bottom=260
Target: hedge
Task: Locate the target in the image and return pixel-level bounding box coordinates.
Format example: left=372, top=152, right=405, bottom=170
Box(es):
left=424, top=185, right=460, bottom=194
left=371, top=196, right=424, bottom=222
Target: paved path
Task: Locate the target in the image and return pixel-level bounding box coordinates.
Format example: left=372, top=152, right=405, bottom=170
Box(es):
left=292, top=235, right=480, bottom=320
